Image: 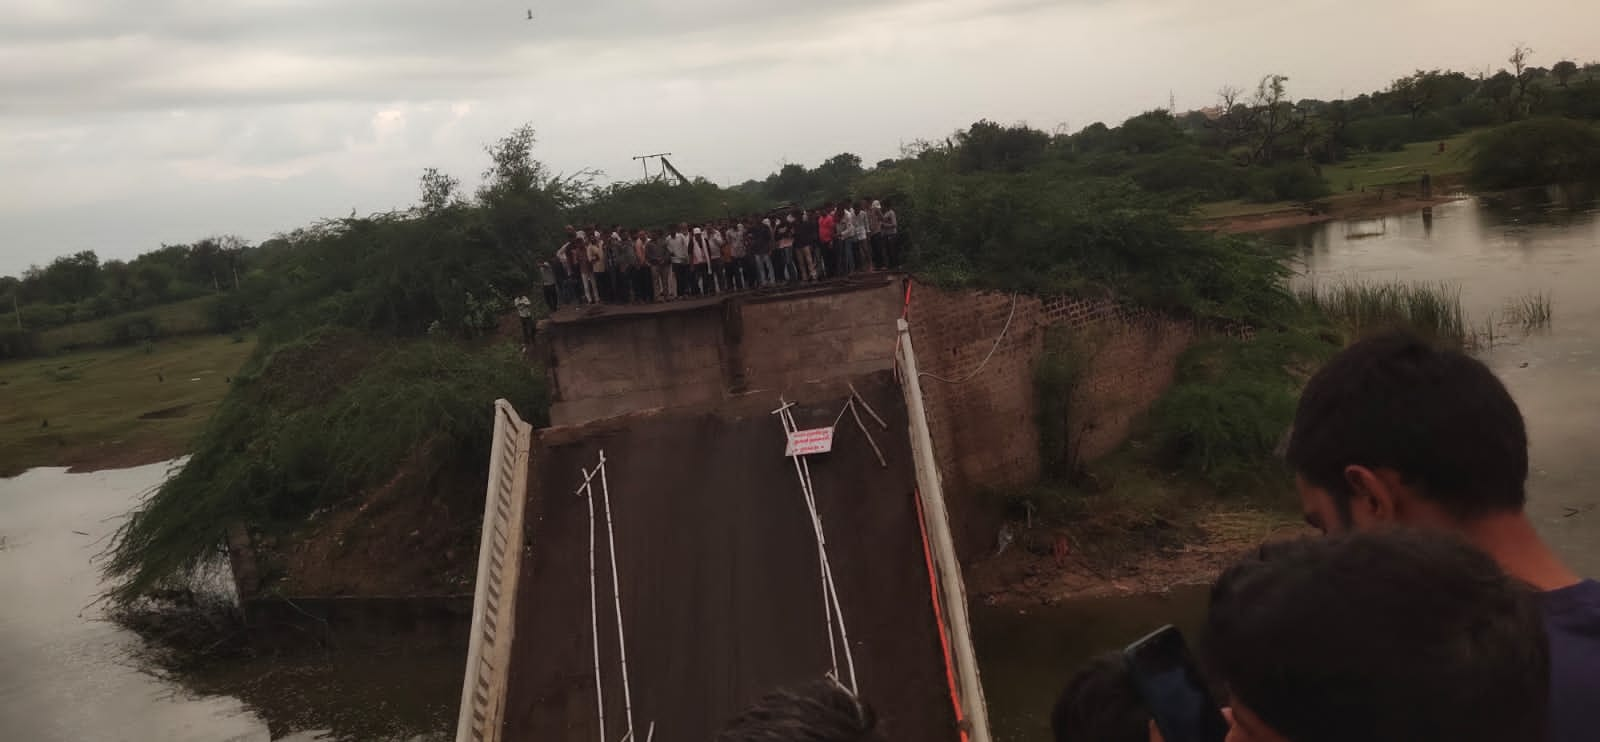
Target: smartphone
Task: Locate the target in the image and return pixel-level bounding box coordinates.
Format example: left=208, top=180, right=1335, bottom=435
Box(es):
left=1123, top=625, right=1229, bottom=742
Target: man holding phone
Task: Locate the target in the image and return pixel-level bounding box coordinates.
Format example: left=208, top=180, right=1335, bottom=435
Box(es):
left=1286, top=331, right=1600, bottom=741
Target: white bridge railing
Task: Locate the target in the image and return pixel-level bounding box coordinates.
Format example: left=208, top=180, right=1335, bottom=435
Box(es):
left=455, top=399, right=534, bottom=742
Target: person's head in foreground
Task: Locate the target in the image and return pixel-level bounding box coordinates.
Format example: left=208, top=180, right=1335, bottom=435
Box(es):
left=1051, top=652, right=1158, bottom=742
left=1205, top=529, right=1548, bottom=742
left=715, top=679, right=882, bottom=742
left=1284, top=329, right=1579, bottom=591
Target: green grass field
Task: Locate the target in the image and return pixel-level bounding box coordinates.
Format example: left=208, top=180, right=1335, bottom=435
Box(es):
left=0, top=334, right=257, bottom=476
left=1197, top=130, right=1482, bottom=220
left=1324, top=130, right=1476, bottom=192
left=29, top=295, right=220, bottom=353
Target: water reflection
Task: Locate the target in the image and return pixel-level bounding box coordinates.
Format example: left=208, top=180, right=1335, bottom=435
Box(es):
left=0, top=463, right=457, bottom=741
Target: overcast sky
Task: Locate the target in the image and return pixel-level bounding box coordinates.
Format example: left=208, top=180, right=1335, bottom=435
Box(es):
left=2, top=0, right=1596, bottom=274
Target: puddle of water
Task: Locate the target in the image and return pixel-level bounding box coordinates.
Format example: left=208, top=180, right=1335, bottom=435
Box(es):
left=0, top=462, right=457, bottom=741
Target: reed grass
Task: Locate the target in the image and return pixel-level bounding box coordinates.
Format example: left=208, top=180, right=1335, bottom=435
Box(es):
left=1295, top=279, right=1467, bottom=347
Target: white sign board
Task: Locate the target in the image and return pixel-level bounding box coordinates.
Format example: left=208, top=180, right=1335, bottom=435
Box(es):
left=785, top=427, right=836, bottom=457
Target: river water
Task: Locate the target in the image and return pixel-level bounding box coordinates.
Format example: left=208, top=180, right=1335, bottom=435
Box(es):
left=0, top=462, right=458, bottom=741
left=973, top=192, right=1600, bottom=741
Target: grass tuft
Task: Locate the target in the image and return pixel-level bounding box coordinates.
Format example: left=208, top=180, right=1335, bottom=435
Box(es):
left=1294, top=279, right=1466, bottom=347
left=1504, top=292, right=1553, bottom=330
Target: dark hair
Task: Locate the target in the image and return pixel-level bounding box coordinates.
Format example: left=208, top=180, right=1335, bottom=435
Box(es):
left=1285, top=330, right=1527, bottom=522
left=1050, top=652, right=1148, bottom=742
left=716, top=680, right=881, bottom=742
left=1205, top=530, right=1548, bottom=742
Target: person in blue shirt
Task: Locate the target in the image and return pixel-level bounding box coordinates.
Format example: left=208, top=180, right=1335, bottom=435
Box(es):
left=1286, top=330, right=1600, bottom=742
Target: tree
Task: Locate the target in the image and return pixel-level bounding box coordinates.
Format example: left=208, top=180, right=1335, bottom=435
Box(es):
left=1510, top=44, right=1536, bottom=118
left=1247, top=74, right=1295, bottom=164
left=1553, top=60, right=1579, bottom=88
left=817, top=153, right=864, bottom=180
left=419, top=167, right=461, bottom=213
left=954, top=120, right=1051, bottom=171
left=767, top=163, right=817, bottom=203
left=37, top=251, right=103, bottom=303
left=1390, top=70, right=1449, bottom=119
left=480, top=125, right=544, bottom=198
left=813, top=153, right=864, bottom=200
left=478, top=124, right=565, bottom=263
left=1117, top=110, right=1187, bottom=154
left=1467, top=117, right=1600, bottom=189
left=1483, top=70, right=1517, bottom=119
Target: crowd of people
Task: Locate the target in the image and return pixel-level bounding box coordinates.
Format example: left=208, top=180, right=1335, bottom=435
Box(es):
left=714, top=331, right=1600, bottom=742
left=536, top=199, right=901, bottom=314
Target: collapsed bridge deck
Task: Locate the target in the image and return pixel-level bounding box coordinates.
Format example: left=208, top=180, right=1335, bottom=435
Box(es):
left=499, top=374, right=957, bottom=742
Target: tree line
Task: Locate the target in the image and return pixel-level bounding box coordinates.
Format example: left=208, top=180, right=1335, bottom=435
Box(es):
left=737, top=51, right=1600, bottom=208
left=7, top=49, right=1598, bottom=358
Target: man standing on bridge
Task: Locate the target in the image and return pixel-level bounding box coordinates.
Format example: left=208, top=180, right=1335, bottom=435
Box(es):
left=668, top=224, right=691, bottom=300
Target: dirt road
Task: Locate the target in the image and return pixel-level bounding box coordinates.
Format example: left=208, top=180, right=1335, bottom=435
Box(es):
left=501, top=373, right=956, bottom=742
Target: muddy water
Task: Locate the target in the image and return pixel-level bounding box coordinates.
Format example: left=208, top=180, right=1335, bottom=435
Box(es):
left=973, top=194, right=1600, bottom=741
left=0, top=462, right=457, bottom=741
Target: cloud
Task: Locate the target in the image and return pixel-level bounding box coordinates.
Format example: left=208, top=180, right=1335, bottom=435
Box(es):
left=2, top=0, right=1599, bottom=273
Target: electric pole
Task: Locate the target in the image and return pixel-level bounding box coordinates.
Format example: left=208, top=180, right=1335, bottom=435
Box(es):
left=631, top=152, right=672, bottom=181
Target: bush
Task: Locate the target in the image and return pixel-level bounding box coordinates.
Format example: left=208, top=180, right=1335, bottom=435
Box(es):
left=108, top=314, right=161, bottom=345
left=1467, top=118, right=1600, bottom=190
left=1344, top=113, right=1461, bottom=153
left=1247, top=161, right=1331, bottom=202
left=1131, top=152, right=1247, bottom=199
left=898, top=160, right=1294, bottom=325
left=0, top=328, right=39, bottom=360
left=1035, top=327, right=1086, bottom=479
left=209, top=293, right=252, bottom=333
left=1444, top=100, right=1499, bottom=129
left=1150, top=331, right=1336, bottom=487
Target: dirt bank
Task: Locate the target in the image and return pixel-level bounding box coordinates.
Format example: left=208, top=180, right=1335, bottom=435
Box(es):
left=1206, top=193, right=1467, bottom=234
left=261, top=440, right=485, bottom=598
left=501, top=373, right=956, bottom=742
left=968, top=508, right=1310, bottom=607
left=54, top=437, right=189, bottom=474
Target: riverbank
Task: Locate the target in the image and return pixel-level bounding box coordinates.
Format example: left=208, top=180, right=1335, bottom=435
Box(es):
left=1206, top=192, right=1468, bottom=234
left=968, top=506, right=1308, bottom=607
left=0, top=335, right=256, bottom=477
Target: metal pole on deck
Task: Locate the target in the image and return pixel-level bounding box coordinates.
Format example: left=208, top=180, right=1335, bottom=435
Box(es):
left=597, top=452, right=638, bottom=742
left=896, top=318, right=993, bottom=742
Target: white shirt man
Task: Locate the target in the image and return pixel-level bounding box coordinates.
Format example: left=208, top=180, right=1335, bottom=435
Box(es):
left=689, top=230, right=710, bottom=265
left=838, top=208, right=857, bottom=241
left=667, top=230, right=691, bottom=265
left=708, top=228, right=727, bottom=261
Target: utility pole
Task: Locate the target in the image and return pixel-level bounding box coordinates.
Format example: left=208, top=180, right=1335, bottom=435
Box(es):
left=11, top=292, right=21, bottom=332
left=631, top=152, right=672, bottom=182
